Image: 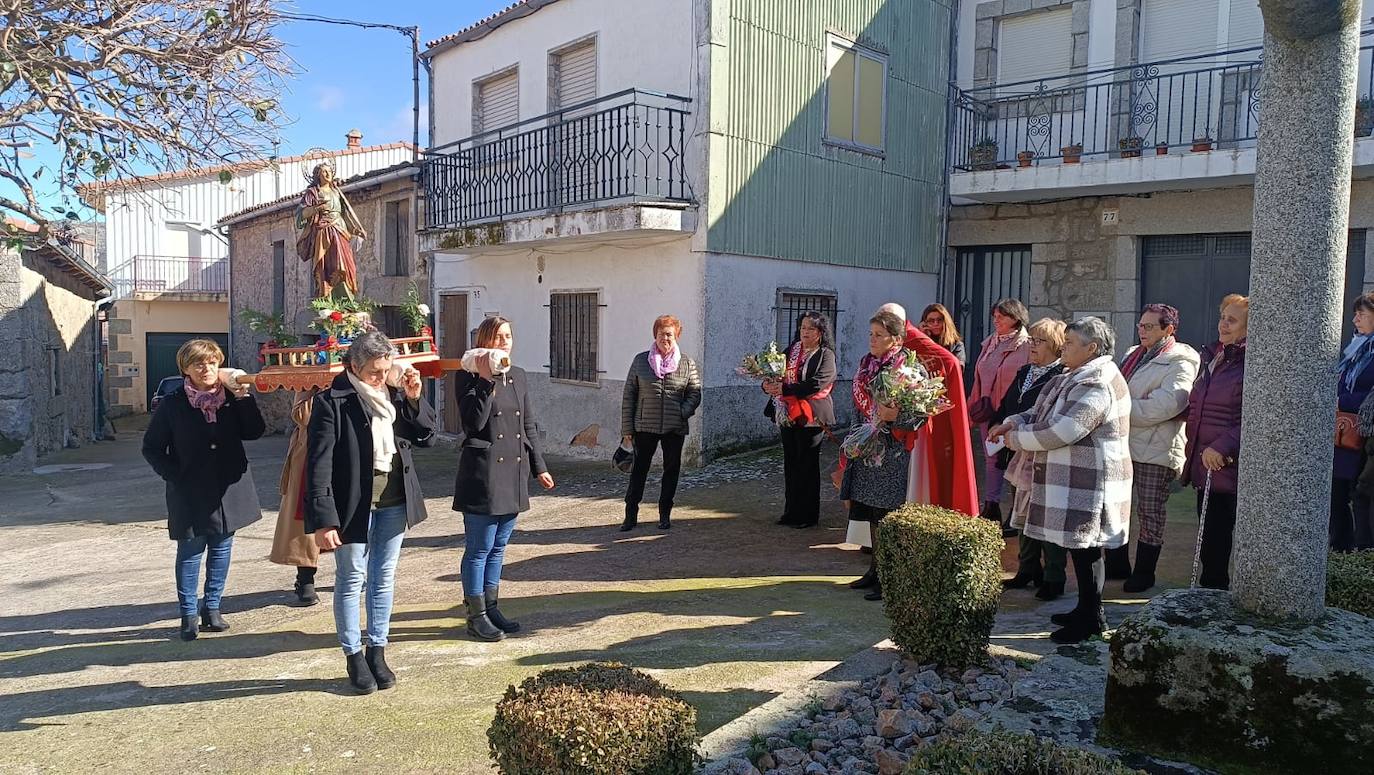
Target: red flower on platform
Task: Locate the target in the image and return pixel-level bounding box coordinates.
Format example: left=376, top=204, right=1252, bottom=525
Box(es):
left=421, top=326, right=433, bottom=338
left=329, top=311, right=344, bottom=323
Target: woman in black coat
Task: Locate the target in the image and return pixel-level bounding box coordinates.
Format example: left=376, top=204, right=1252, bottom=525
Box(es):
left=142, top=339, right=264, bottom=641
left=306, top=331, right=435, bottom=694
left=620, top=314, right=703, bottom=532
left=453, top=316, right=554, bottom=642
left=764, top=311, right=838, bottom=528
left=993, top=319, right=1069, bottom=598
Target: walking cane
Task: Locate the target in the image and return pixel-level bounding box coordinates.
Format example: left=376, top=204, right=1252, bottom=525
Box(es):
left=1189, top=470, right=1213, bottom=589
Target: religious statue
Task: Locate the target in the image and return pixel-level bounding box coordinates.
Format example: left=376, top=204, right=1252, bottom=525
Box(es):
left=295, top=161, right=366, bottom=299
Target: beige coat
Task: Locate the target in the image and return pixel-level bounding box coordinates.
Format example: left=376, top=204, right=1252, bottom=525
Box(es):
left=1122, top=342, right=1199, bottom=473
left=270, top=392, right=320, bottom=568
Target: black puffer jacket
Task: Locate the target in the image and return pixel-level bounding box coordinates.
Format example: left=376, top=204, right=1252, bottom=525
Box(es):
left=621, top=351, right=702, bottom=437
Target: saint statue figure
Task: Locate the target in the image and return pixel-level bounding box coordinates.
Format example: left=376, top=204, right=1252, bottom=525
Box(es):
left=295, top=162, right=366, bottom=299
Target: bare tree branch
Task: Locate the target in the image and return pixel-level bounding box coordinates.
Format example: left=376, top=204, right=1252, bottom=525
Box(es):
left=0, top=0, right=292, bottom=235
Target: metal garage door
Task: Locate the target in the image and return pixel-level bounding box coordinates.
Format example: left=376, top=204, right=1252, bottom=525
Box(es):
left=146, top=332, right=229, bottom=407
left=1141, top=231, right=1366, bottom=350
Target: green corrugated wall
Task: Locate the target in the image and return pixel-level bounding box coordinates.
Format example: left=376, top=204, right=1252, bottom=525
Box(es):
left=705, top=0, right=952, bottom=273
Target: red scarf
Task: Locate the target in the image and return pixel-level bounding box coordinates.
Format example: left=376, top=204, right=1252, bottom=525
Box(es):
left=1121, top=337, right=1175, bottom=380
left=852, top=346, right=902, bottom=422
left=780, top=342, right=832, bottom=425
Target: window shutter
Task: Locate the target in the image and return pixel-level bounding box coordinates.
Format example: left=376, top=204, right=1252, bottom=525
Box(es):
left=998, top=9, right=1072, bottom=84
left=1140, top=0, right=1221, bottom=63
left=1226, top=0, right=1264, bottom=50
left=553, top=41, right=597, bottom=110
left=476, top=71, right=519, bottom=133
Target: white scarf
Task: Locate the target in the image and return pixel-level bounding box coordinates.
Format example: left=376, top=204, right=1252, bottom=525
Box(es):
left=346, top=371, right=398, bottom=473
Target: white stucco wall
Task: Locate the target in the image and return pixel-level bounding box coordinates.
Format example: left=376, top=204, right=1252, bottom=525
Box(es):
left=427, top=0, right=696, bottom=146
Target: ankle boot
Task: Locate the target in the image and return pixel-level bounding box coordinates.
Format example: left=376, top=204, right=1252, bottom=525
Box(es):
left=1050, top=605, right=1107, bottom=643
left=1103, top=546, right=1133, bottom=580
left=484, top=586, right=521, bottom=634
left=179, top=614, right=198, bottom=641
left=294, top=566, right=319, bottom=606
left=849, top=565, right=878, bottom=589
left=658, top=504, right=672, bottom=530
left=619, top=506, right=638, bottom=532
left=365, top=645, right=397, bottom=689
left=1122, top=543, right=1162, bottom=593
left=1050, top=606, right=1081, bottom=626
left=981, top=501, right=1002, bottom=524
left=1035, top=580, right=1065, bottom=600
left=464, top=595, right=505, bottom=642
left=1002, top=567, right=1043, bottom=589
left=199, top=605, right=228, bottom=632
left=346, top=650, right=377, bottom=694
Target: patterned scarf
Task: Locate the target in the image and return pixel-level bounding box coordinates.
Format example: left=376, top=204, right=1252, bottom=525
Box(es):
left=1339, top=334, right=1374, bottom=394
left=649, top=343, right=680, bottom=379
left=1020, top=360, right=1060, bottom=396
left=184, top=382, right=226, bottom=423
left=1121, top=336, right=1175, bottom=380
left=779, top=342, right=832, bottom=425
left=852, top=345, right=902, bottom=422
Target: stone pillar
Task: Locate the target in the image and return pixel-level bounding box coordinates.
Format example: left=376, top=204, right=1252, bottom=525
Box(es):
left=1234, top=2, right=1362, bottom=619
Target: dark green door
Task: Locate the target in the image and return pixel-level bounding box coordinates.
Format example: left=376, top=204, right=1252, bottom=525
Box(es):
left=146, top=332, right=229, bottom=407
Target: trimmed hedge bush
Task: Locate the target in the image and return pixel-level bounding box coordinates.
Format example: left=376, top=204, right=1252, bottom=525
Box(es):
left=487, top=662, right=699, bottom=775
left=877, top=503, right=1003, bottom=667
left=1328, top=549, right=1374, bottom=618
left=904, top=730, right=1144, bottom=774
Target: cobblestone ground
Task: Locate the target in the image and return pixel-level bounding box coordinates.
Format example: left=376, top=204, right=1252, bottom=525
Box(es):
left=0, top=418, right=1200, bottom=774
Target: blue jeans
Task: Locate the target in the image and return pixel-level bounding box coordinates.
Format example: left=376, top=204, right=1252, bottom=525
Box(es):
left=175, top=532, right=235, bottom=617
left=333, top=505, right=408, bottom=655
left=461, top=513, right=517, bottom=597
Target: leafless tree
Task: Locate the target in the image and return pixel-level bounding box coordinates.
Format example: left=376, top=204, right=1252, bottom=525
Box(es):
left=0, top=0, right=292, bottom=238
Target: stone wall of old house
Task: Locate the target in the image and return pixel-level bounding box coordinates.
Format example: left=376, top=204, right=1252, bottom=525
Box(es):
left=228, top=174, right=427, bottom=434
left=0, top=246, right=103, bottom=473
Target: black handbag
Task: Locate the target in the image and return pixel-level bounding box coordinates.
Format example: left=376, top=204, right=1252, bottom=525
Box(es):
left=612, top=444, right=636, bottom=474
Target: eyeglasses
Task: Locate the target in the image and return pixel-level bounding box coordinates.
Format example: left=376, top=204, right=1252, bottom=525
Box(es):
left=1030, top=337, right=1051, bottom=345
left=1137, top=323, right=1159, bottom=331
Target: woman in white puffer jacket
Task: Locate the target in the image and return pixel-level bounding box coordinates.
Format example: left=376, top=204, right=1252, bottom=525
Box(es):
left=1115, top=304, right=1199, bottom=592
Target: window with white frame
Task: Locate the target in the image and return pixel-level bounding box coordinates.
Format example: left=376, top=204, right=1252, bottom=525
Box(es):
left=473, top=67, right=519, bottom=134
left=549, top=37, right=597, bottom=111
left=825, top=35, right=887, bottom=152
left=548, top=291, right=600, bottom=383
left=998, top=10, right=1073, bottom=85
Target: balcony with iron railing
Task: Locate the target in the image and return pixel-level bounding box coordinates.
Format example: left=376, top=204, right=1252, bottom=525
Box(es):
left=110, top=255, right=230, bottom=300
left=421, top=89, right=695, bottom=249
left=949, top=34, right=1374, bottom=201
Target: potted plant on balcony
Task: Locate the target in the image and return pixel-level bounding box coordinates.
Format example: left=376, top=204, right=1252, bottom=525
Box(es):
left=1118, top=136, right=1144, bottom=158
left=1191, top=135, right=1214, bottom=152
left=1356, top=95, right=1374, bottom=138
left=1155, top=141, right=1169, bottom=156
left=1061, top=143, right=1083, bottom=164
left=970, top=138, right=999, bottom=170
left=400, top=282, right=434, bottom=352
left=1016, top=150, right=1036, bottom=168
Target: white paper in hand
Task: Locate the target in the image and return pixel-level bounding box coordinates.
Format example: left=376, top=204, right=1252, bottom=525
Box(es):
left=984, top=437, right=1006, bottom=456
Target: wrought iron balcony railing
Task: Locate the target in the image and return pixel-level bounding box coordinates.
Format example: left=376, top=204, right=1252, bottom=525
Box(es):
left=422, top=89, right=693, bottom=229
left=110, top=255, right=229, bottom=299
left=951, top=36, right=1374, bottom=171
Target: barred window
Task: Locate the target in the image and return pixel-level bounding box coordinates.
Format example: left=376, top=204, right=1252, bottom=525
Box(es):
left=549, top=291, right=600, bottom=383
left=776, top=291, right=840, bottom=349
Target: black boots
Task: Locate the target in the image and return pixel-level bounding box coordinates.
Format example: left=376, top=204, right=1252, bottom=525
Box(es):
left=294, top=566, right=319, bottom=606
left=1103, top=546, right=1133, bottom=580
left=620, top=505, right=638, bottom=532
left=1123, top=543, right=1162, bottom=593
left=1002, top=567, right=1043, bottom=589
left=1051, top=549, right=1107, bottom=644
left=199, top=605, right=229, bottom=632
left=1034, top=581, right=1065, bottom=600
left=849, top=567, right=878, bottom=589
left=346, top=650, right=377, bottom=694
left=484, top=586, right=520, bottom=634
left=465, top=595, right=505, bottom=642
left=981, top=501, right=1002, bottom=526
left=365, top=646, right=397, bottom=690
left=179, top=614, right=198, bottom=641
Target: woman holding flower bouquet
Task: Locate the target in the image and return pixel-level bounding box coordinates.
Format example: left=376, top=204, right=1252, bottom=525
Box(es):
left=764, top=312, right=837, bottom=528
left=842, top=310, right=926, bottom=601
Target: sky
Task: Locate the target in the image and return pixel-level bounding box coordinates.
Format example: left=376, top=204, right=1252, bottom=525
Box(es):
left=18, top=1, right=514, bottom=221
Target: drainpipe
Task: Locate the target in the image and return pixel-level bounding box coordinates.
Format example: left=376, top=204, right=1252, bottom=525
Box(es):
left=219, top=224, right=236, bottom=367
left=938, top=1, right=962, bottom=304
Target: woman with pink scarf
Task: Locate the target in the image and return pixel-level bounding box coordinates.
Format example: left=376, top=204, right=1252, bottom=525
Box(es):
left=620, top=314, right=702, bottom=531
left=967, top=298, right=1032, bottom=530
left=142, top=339, right=264, bottom=642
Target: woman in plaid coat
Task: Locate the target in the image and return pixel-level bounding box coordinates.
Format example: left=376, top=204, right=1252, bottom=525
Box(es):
left=990, top=317, right=1132, bottom=643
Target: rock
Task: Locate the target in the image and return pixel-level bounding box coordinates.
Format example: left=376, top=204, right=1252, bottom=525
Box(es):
left=944, top=708, right=982, bottom=733
left=860, top=735, right=885, bottom=751
left=915, top=669, right=941, bottom=688
left=821, top=694, right=846, bottom=712
left=756, top=752, right=776, bottom=770
left=1104, top=588, right=1374, bottom=773
left=830, top=718, right=861, bottom=740
left=854, top=709, right=876, bottom=726
left=967, top=690, right=994, bottom=703
left=840, top=757, right=867, bottom=774
left=714, top=758, right=762, bottom=775
left=850, top=696, right=873, bottom=713
left=914, top=690, right=937, bottom=709
left=959, top=667, right=984, bottom=683
left=776, top=767, right=804, bottom=775
left=809, top=738, right=834, bottom=753
left=875, top=709, right=915, bottom=738
left=804, top=763, right=827, bottom=775
left=892, top=734, right=916, bottom=752
left=773, top=747, right=807, bottom=767
left=875, top=748, right=909, bottom=775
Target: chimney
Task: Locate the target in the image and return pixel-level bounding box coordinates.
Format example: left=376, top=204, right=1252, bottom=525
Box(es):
left=345, top=129, right=362, bottom=149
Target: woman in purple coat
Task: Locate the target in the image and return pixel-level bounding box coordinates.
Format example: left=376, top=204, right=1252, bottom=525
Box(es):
left=1181, top=294, right=1248, bottom=590
left=1331, top=293, right=1374, bottom=551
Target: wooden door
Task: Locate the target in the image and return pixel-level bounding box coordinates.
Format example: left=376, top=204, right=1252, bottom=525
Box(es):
left=440, top=293, right=469, bottom=434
